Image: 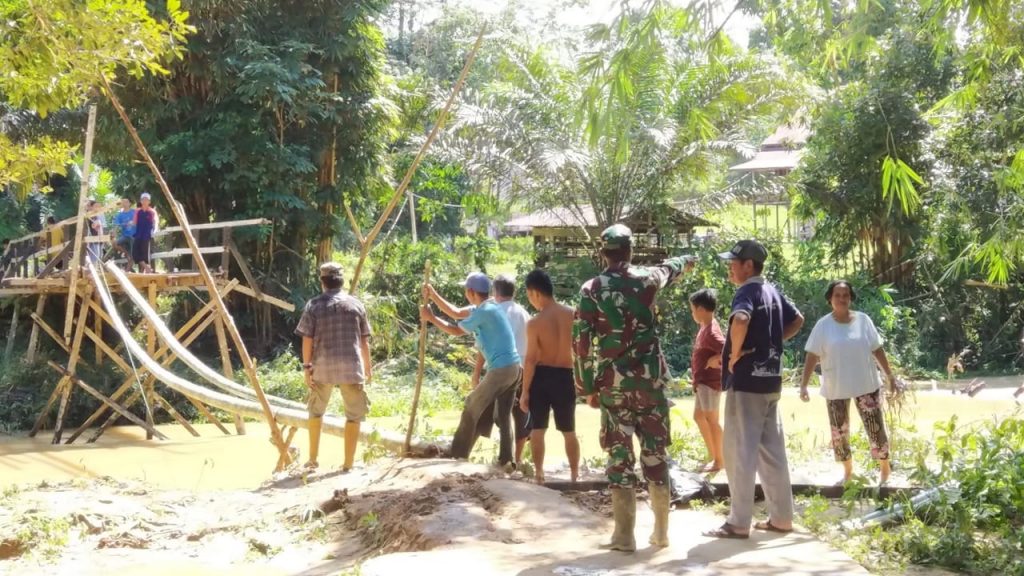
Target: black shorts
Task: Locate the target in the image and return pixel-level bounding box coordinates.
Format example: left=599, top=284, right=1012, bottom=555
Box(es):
left=132, top=238, right=151, bottom=264
left=528, top=365, right=576, bottom=432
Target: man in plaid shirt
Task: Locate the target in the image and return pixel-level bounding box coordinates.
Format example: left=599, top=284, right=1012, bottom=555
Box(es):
left=295, top=262, right=372, bottom=471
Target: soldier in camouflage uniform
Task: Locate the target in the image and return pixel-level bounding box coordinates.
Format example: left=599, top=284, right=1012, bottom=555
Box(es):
left=573, top=224, right=695, bottom=552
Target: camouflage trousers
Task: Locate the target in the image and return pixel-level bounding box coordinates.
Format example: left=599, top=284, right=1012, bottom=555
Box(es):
left=598, top=390, right=671, bottom=488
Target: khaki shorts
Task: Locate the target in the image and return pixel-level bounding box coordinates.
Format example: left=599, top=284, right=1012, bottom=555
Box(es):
left=307, top=382, right=369, bottom=422
left=694, top=384, right=722, bottom=413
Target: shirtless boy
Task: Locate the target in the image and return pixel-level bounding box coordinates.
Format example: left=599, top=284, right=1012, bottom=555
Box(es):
left=518, top=269, right=581, bottom=483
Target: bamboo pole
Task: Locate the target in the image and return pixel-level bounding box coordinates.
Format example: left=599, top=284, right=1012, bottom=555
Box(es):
left=100, top=77, right=292, bottom=470
left=94, top=292, right=103, bottom=365
left=4, top=299, right=20, bottom=363
left=51, top=296, right=92, bottom=443
left=405, top=261, right=432, bottom=454
left=47, top=361, right=169, bottom=441
left=343, top=202, right=365, bottom=246
left=26, top=295, right=47, bottom=363
left=408, top=190, right=418, bottom=244
left=348, top=27, right=486, bottom=293
left=214, top=316, right=245, bottom=434
left=64, top=104, right=98, bottom=342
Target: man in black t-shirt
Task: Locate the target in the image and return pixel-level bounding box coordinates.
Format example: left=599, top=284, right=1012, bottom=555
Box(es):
left=705, top=239, right=804, bottom=539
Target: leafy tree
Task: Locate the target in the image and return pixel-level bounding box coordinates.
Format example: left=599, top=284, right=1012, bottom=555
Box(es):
left=0, top=0, right=190, bottom=196
left=795, top=19, right=954, bottom=285
left=438, top=0, right=802, bottom=231
left=98, top=0, right=394, bottom=330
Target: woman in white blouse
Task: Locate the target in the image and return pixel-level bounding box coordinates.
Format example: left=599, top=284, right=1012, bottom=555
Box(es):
left=799, top=280, right=897, bottom=485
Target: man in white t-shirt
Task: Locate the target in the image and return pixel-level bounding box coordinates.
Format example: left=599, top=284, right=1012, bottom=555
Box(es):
left=474, top=274, right=532, bottom=467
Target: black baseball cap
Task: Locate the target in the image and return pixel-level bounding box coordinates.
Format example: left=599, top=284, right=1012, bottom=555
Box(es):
left=718, top=239, right=767, bottom=264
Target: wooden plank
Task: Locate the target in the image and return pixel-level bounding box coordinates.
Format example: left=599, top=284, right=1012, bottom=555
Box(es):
left=275, top=426, right=299, bottom=470
left=83, top=326, right=133, bottom=376
left=150, top=246, right=226, bottom=260
left=87, top=390, right=140, bottom=443
left=28, top=379, right=68, bottom=437
left=26, top=296, right=47, bottom=363
left=154, top=392, right=200, bottom=437
left=52, top=297, right=92, bottom=443
left=187, top=396, right=231, bottom=435
left=213, top=314, right=245, bottom=435
left=226, top=237, right=262, bottom=298
left=64, top=105, right=98, bottom=342
left=48, top=361, right=169, bottom=441
left=155, top=218, right=270, bottom=237
left=221, top=228, right=232, bottom=272
left=229, top=283, right=294, bottom=312
left=30, top=312, right=70, bottom=354
left=66, top=376, right=138, bottom=444
left=35, top=244, right=72, bottom=278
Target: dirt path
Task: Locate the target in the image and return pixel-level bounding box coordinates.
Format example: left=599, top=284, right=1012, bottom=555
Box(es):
left=0, top=454, right=870, bottom=576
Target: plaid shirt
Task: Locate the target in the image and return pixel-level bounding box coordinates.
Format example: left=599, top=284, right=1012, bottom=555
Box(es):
left=295, top=290, right=372, bottom=385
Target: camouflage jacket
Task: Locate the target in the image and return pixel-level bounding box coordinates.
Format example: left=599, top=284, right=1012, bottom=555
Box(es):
left=572, top=257, right=689, bottom=397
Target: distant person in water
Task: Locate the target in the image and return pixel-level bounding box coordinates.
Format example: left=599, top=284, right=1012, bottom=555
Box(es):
left=518, top=269, right=580, bottom=484
left=132, top=193, right=158, bottom=273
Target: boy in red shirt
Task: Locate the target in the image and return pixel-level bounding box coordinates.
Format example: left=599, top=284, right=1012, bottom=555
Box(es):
left=690, top=288, right=726, bottom=473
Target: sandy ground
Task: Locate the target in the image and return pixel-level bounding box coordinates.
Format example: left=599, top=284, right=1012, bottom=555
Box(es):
left=0, top=457, right=870, bottom=576
left=2, top=376, right=1019, bottom=575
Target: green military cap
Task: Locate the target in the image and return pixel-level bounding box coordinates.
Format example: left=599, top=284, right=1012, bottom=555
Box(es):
left=319, top=262, right=344, bottom=279
left=601, top=224, right=633, bottom=249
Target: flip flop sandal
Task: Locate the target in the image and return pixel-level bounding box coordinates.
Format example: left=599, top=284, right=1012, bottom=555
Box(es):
left=703, top=524, right=749, bottom=539
left=754, top=520, right=793, bottom=534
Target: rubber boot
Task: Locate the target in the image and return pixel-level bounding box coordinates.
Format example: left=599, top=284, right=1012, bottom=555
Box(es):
left=600, top=488, right=636, bottom=552
left=649, top=483, right=671, bottom=547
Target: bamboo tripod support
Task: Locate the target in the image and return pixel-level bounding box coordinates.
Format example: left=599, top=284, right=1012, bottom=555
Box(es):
left=405, top=261, right=432, bottom=454
left=348, top=27, right=486, bottom=294
left=100, top=76, right=293, bottom=471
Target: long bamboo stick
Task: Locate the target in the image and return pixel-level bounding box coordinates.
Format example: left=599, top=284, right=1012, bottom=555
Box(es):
left=348, top=27, right=486, bottom=293
left=100, top=77, right=292, bottom=470
left=63, top=104, right=98, bottom=342
left=405, top=261, right=432, bottom=454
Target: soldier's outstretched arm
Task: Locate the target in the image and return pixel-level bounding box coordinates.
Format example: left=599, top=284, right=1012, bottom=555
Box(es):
left=572, top=288, right=598, bottom=397
left=649, top=255, right=696, bottom=288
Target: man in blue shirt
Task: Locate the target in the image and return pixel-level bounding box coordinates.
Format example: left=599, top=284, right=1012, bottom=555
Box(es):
left=706, top=239, right=804, bottom=539
left=112, top=198, right=137, bottom=267
left=421, top=272, right=522, bottom=468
